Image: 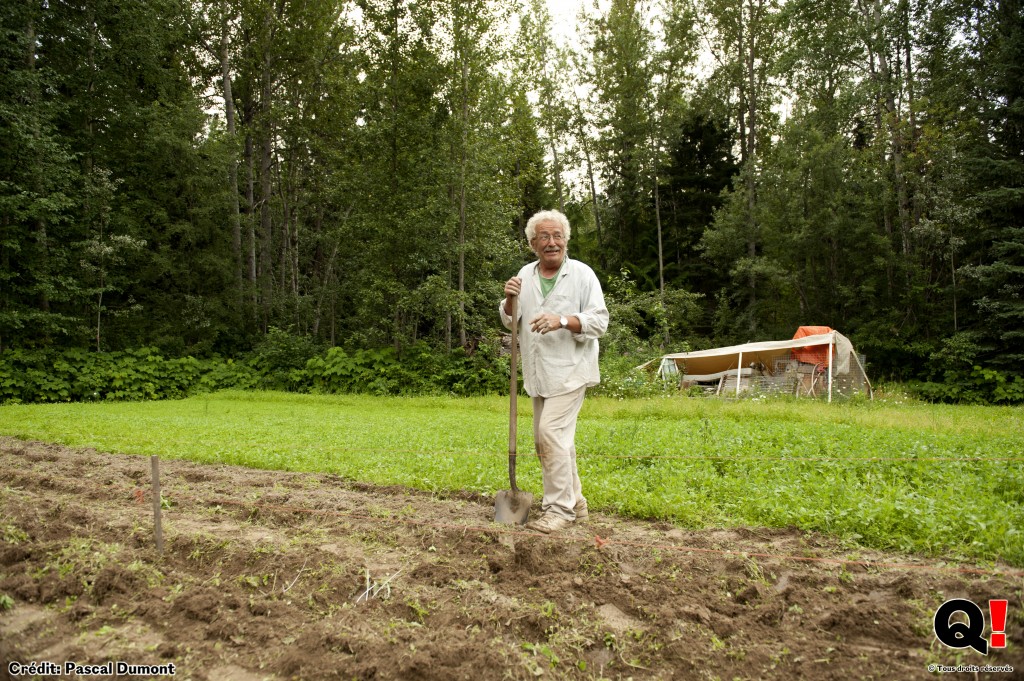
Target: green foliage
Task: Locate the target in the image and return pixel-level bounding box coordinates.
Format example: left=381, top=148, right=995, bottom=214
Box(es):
left=437, top=345, right=510, bottom=397
left=194, top=359, right=261, bottom=393
left=305, top=342, right=507, bottom=397
left=0, top=347, right=258, bottom=403
left=592, top=268, right=705, bottom=399
left=660, top=110, right=737, bottom=307
left=602, top=269, right=705, bottom=354
left=909, top=368, right=1024, bottom=405
left=0, top=348, right=204, bottom=403
left=0, top=338, right=510, bottom=404
left=590, top=352, right=674, bottom=400
left=250, top=328, right=326, bottom=391
left=307, top=347, right=425, bottom=396
left=904, top=333, right=1024, bottom=404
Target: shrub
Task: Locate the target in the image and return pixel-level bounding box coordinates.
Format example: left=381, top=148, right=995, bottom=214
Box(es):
left=907, top=367, right=1024, bottom=404
left=0, top=348, right=269, bottom=404
left=249, top=327, right=325, bottom=391
left=905, top=333, right=1024, bottom=404
left=590, top=352, right=674, bottom=399
left=304, top=341, right=507, bottom=397
left=5, top=327, right=1019, bottom=405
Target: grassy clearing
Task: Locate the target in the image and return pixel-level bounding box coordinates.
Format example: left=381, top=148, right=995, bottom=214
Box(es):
left=1, top=390, right=1022, bottom=566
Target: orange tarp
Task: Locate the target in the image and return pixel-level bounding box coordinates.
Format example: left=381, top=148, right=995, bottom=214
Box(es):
left=791, top=326, right=833, bottom=366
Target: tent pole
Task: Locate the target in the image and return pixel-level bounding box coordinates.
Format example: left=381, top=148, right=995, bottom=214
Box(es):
left=851, top=351, right=873, bottom=399
left=736, top=351, right=743, bottom=398
left=827, top=333, right=834, bottom=403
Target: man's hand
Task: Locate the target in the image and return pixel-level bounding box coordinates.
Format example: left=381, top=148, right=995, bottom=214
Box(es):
left=503, top=277, right=522, bottom=315
left=530, top=313, right=561, bottom=334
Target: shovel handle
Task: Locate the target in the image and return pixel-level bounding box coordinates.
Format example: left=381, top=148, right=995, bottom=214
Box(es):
left=508, top=295, right=519, bottom=494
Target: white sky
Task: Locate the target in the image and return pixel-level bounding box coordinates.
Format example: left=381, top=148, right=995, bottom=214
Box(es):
left=545, top=0, right=602, bottom=46
left=547, top=0, right=586, bottom=37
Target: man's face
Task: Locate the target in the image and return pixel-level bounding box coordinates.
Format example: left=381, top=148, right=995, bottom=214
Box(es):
left=531, top=219, right=566, bottom=270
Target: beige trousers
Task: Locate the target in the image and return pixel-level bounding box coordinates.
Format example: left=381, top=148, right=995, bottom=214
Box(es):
left=532, top=386, right=587, bottom=520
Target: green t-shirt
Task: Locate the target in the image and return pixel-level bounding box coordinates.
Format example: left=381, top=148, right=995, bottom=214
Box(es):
left=539, top=261, right=564, bottom=298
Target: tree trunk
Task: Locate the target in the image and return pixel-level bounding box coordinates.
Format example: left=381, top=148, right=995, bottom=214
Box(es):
left=258, top=36, right=274, bottom=331
left=0, top=214, right=7, bottom=351
left=744, top=0, right=760, bottom=335
left=220, top=10, right=243, bottom=297
left=27, top=18, right=50, bottom=316
left=737, top=15, right=747, bottom=166
left=866, top=0, right=912, bottom=258
left=245, top=132, right=257, bottom=289
left=654, top=168, right=667, bottom=346
left=550, top=142, right=565, bottom=214
left=259, top=124, right=273, bottom=331
left=96, top=286, right=103, bottom=352
left=901, top=0, right=921, bottom=228
left=278, top=164, right=290, bottom=295
left=574, top=96, right=602, bottom=265
left=458, top=58, right=469, bottom=349
left=313, top=205, right=350, bottom=338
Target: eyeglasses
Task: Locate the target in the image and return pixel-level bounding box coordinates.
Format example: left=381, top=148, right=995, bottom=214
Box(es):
left=533, top=233, right=565, bottom=243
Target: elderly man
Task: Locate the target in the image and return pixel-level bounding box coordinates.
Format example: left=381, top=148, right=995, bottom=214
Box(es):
left=500, top=210, right=609, bottom=533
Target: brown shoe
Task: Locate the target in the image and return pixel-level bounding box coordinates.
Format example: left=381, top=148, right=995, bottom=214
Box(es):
left=574, top=499, right=589, bottom=520
left=526, top=513, right=572, bottom=534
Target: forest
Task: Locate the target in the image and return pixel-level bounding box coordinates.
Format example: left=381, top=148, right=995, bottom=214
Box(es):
left=1, top=0, right=1022, bottom=402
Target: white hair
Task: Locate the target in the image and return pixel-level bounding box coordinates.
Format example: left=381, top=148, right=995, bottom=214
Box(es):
left=525, top=210, right=571, bottom=242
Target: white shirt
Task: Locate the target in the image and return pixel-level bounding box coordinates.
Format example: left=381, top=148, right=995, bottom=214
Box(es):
left=499, top=257, right=609, bottom=398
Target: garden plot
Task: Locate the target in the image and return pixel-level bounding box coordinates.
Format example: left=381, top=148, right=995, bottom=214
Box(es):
left=1, top=437, right=1021, bottom=680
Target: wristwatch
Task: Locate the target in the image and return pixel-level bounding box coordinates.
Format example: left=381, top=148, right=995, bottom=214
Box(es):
left=559, top=316, right=569, bottom=330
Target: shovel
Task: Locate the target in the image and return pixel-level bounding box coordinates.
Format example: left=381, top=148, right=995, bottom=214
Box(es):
left=495, top=295, right=533, bottom=525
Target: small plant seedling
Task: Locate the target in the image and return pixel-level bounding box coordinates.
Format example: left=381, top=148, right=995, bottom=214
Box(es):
left=2, top=525, right=28, bottom=544
left=406, top=599, right=429, bottom=623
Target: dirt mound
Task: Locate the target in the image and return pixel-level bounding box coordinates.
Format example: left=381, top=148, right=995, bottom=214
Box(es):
left=1, top=436, right=1020, bottom=679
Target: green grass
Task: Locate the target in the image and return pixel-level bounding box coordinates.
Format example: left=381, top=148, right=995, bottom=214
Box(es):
left=1, top=390, right=1022, bottom=566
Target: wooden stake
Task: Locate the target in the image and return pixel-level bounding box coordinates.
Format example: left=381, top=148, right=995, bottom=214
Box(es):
left=151, top=455, right=163, bottom=554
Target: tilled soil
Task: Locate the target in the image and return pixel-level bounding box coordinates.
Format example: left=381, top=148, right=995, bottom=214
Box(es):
left=1, top=436, right=1021, bottom=680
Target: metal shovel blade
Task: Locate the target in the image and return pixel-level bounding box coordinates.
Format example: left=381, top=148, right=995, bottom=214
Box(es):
left=494, top=489, right=533, bottom=525
left=495, top=294, right=531, bottom=525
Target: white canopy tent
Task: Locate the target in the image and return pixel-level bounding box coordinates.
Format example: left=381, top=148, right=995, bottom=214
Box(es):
left=642, top=331, right=871, bottom=401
